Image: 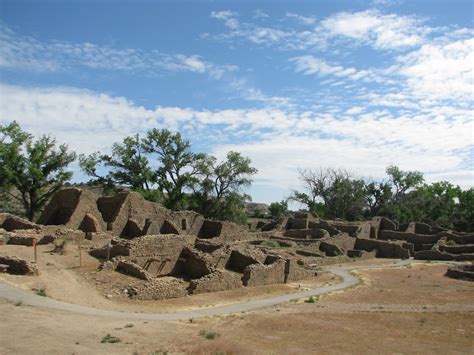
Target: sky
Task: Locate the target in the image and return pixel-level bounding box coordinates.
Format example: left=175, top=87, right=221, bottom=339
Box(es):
left=0, top=0, right=473, bottom=204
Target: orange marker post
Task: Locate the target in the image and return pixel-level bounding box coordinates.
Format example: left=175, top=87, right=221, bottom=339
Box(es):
left=32, top=239, right=37, bottom=263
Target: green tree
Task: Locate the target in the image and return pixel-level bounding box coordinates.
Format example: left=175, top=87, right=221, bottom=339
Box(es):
left=79, top=133, right=153, bottom=194
left=291, top=168, right=367, bottom=220
left=454, top=188, right=474, bottom=232
left=190, top=151, right=257, bottom=222
left=0, top=121, right=76, bottom=220
left=386, top=165, right=424, bottom=201
left=364, top=181, right=393, bottom=217
left=269, top=200, right=289, bottom=219
left=143, top=128, right=206, bottom=210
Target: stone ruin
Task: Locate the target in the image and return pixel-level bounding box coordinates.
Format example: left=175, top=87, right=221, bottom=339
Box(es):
left=446, top=263, right=474, bottom=281
left=1, top=187, right=473, bottom=299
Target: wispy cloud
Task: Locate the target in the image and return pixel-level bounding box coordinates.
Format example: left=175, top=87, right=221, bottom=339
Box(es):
left=207, top=8, right=433, bottom=51
left=285, top=12, right=316, bottom=26
left=1, top=83, right=472, bottom=191
left=290, top=55, right=383, bottom=83
left=0, top=24, right=235, bottom=78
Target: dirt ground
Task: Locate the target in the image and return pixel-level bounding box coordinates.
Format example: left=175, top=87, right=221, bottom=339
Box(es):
left=0, top=244, right=473, bottom=354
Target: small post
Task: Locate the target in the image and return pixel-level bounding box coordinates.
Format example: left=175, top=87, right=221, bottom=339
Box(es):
left=32, top=239, right=37, bottom=263
left=106, top=240, right=111, bottom=261
left=78, top=238, right=82, bottom=268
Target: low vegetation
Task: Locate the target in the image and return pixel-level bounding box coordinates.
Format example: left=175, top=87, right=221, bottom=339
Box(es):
left=100, top=334, right=121, bottom=344
left=35, top=288, right=47, bottom=297
left=198, top=330, right=220, bottom=340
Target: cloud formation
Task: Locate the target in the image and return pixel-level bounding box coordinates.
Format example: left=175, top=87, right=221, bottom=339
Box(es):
left=0, top=24, right=234, bottom=78
left=1, top=83, right=471, bottom=193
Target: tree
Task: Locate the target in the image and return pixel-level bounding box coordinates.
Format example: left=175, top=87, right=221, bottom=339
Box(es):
left=386, top=165, right=424, bottom=201
left=364, top=181, right=393, bottom=217
left=190, top=151, right=258, bottom=222
left=79, top=129, right=257, bottom=223
left=143, top=128, right=206, bottom=210
left=0, top=121, right=76, bottom=220
left=291, top=168, right=367, bottom=220
left=79, top=133, right=154, bottom=194
left=454, top=188, right=474, bottom=232
left=269, top=200, right=289, bottom=219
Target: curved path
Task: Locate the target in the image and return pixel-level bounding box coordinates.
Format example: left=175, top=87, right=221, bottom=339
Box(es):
left=0, top=259, right=425, bottom=321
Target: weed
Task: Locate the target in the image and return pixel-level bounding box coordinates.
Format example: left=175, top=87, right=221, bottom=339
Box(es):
left=36, top=288, right=47, bottom=297
left=52, top=239, right=67, bottom=254
left=101, top=334, right=121, bottom=343
left=304, top=296, right=317, bottom=303
left=261, top=240, right=280, bottom=248
left=446, top=239, right=456, bottom=246
left=199, top=330, right=220, bottom=340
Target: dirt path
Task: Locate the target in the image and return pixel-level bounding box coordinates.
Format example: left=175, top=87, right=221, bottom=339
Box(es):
left=0, top=259, right=435, bottom=320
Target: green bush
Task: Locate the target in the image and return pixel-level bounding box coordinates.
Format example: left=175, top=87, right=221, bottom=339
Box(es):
left=261, top=240, right=281, bottom=248
left=101, top=334, right=121, bottom=343
left=36, top=289, right=47, bottom=297
left=198, top=330, right=220, bottom=340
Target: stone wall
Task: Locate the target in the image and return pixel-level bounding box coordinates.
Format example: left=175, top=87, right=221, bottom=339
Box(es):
left=38, top=188, right=106, bottom=232
left=130, top=277, right=189, bottom=300
left=0, top=255, right=38, bottom=275
left=189, top=270, right=243, bottom=294
left=354, top=238, right=411, bottom=259
left=242, top=258, right=286, bottom=286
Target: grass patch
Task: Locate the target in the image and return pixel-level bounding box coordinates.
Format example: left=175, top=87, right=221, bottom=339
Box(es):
left=101, top=334, right=121, bottom=344
left=260, top=240, right=281, bottom=248
left=199, top=330, right=220, bottom=340
left=124, top=324, right=134, bottom=328
left=446, top=239, right=456, bottom=246
left=304, top=296, right=317, bottom=303
left=36, top=288, right=47, bottom=297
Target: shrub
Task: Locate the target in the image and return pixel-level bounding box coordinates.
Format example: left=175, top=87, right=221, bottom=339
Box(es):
left=36, top=289, right=47, bottom=297
left=101, top=334, right=121, bottom=343
left=199, top=330, right=220, bottom=340
left=261, top=240, right=280, bottom=248
left=304, top=296, right=317, bottom=303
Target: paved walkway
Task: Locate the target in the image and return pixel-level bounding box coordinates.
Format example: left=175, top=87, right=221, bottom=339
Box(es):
left=0, top=259, right=430, bottom=321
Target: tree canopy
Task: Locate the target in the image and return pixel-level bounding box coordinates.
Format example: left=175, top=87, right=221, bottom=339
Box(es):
left=0, top=121, right=76, bottom=220
left=291, top=165, right=473, bottom=231
left=80, top=129, right=257, bottom=223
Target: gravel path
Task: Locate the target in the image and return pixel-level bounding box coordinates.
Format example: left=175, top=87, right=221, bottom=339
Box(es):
left=0, top=259, right=459, bottom=321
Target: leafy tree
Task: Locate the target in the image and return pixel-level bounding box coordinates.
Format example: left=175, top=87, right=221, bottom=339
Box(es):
left=143, top=128, right=206, bottom=210
left=386, top=165, right=424, bottom=201
left=364, top=181, right=393, bottom=217
left=0, top=121, right=76, bottom=220
left=79, top=133, right=153, bottom=193
left=454, top=188, right=474, bottom=232
left=291, top=168, right=367, bottom=220
left=190, top=151, right=257, bottom=221
left=269, top=200, right=289, bottom=219
left=79, top=129, right=257, bottom=223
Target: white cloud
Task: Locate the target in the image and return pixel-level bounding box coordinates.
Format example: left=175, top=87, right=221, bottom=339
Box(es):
left=394, top=38, right=474, bottom=103
left=320, top=9, right=428, bottom=50
left=1, top=83, right=472, bottom=194
left=286, top=13, right=316, bottom=26
left=208, top=9, right=432, bottom=51
left=290, top=55, right=383, bottom=82
left=0, top=24, right=233, bottom=77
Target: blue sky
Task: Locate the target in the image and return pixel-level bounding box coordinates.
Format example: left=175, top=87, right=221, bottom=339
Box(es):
left=0, top=0, right=473, bottom=204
